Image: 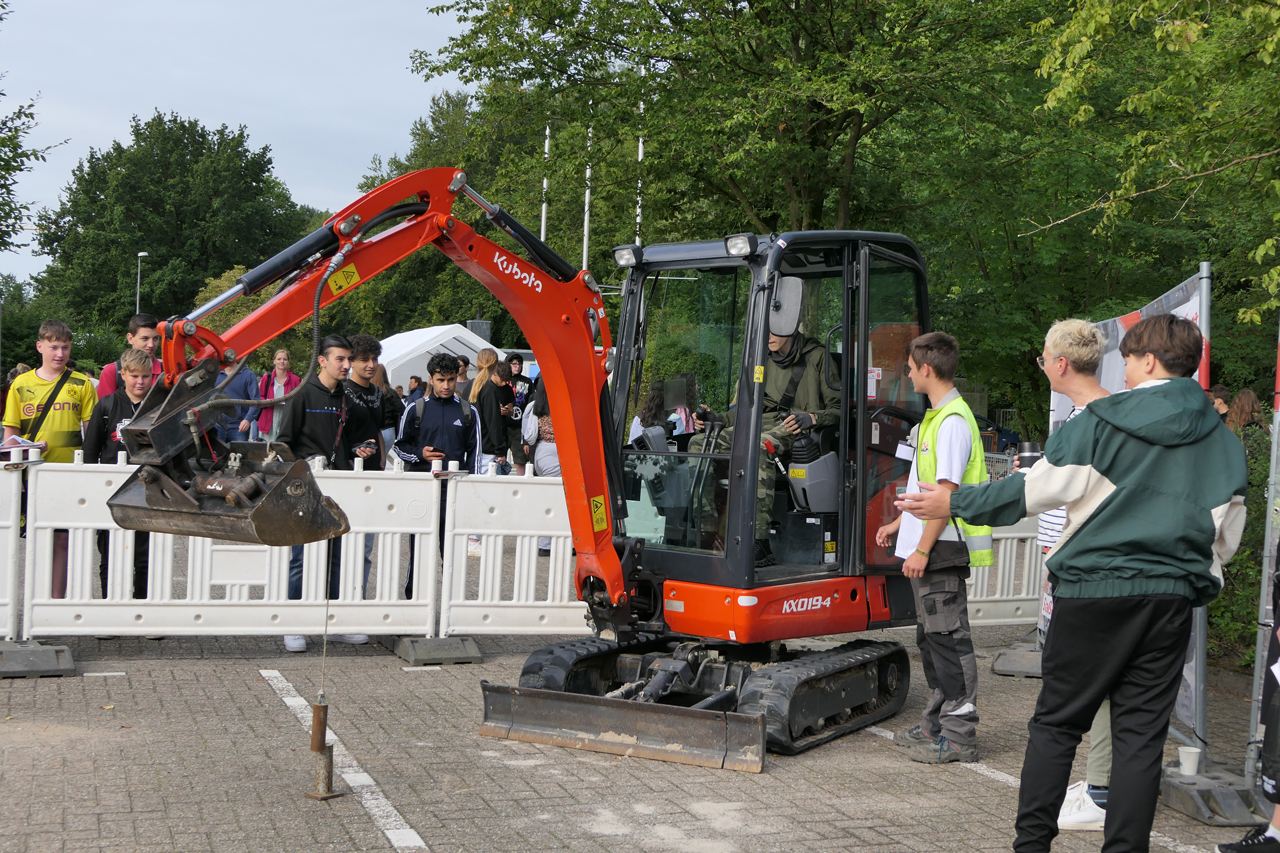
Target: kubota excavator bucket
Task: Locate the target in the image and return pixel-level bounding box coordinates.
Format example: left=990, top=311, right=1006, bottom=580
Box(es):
left=106, top=358, right=349, bottom=547
left=480, top=683, right=766, bottom=772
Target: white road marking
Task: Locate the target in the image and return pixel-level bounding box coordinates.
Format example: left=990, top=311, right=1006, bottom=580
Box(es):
left=81, top=672, right=126, bottom=677
left=863, top=725, right=1204, bottom=852
left=259, top=669, right=427, bottom=851
left=401, top=666, right=442, bottom=672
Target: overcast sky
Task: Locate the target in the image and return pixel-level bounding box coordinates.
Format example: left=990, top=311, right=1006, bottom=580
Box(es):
left=0, top=0, right=465, bottom=281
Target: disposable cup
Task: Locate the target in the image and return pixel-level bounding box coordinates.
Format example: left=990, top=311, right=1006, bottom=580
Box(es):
left=1178, top=746, right=1202, bottom=776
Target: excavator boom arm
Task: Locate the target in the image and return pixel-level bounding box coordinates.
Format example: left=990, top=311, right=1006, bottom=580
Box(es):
left=139, top=167, right=628, bottom=611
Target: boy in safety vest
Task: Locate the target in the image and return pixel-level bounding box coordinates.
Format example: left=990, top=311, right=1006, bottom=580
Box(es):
left=875, top=331, right=991, bottom=764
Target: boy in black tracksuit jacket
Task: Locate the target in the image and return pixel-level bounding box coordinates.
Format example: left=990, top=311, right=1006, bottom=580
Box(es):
left=84, top=351, right=154, bottom=599
left=394, top=353, right=481, bottom=593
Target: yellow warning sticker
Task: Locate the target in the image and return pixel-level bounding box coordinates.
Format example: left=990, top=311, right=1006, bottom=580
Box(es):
left=790, top=468, right=806, bottom=479
left=753, top=365, right=764, bottom=383
left=824, top=541, right=837, bottom=553
left=590, top=495, right=608, bottom=531
left=328, top=264, right=361, bottom=296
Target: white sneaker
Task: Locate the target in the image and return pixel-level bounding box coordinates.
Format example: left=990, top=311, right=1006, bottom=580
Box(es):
left=333, top=634, right=368, bottom=645
left=283, top=635, right=307, bottom=653
left=1057, top=781, right=1105, bottom=831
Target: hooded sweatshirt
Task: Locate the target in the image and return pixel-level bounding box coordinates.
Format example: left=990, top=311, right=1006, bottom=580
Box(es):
left=274, top=372, right=356, bottom=470
left=949, top=377, right=1247, bottom=608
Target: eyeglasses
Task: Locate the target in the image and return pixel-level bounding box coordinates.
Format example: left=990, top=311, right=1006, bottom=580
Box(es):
left=1036, top=356, right=1046, bottom=368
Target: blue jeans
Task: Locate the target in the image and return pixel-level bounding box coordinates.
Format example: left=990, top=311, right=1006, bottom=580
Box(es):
left=216, top=423, right=250, bottom=444
left=288, top=537, right=343, bottom=600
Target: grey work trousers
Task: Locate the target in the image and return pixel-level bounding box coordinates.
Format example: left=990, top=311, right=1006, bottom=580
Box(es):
left=910, top=569, right=979, bottom=747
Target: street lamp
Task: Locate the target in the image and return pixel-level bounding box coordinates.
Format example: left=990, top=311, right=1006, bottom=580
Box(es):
left=135, top=252, right=149, bottom=314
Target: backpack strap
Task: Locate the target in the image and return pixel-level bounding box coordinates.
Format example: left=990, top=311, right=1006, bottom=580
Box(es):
left=26, top=369, right=73, bottom=444
left=415, top=396, right=475, bottom=448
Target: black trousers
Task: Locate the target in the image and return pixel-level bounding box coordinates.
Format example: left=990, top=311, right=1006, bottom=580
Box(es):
left=96, top=530, right=150, bottom=599
left=405, top=492, right=449, bottom=598
left=1014, top=594, right=1191, bottom=853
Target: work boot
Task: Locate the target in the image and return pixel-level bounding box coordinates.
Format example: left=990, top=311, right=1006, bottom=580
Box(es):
left=754, top=539, right=775, bottom=568
left=893, top=724, right=935, bottom=748
left=906, top=735, right=978, bottom=764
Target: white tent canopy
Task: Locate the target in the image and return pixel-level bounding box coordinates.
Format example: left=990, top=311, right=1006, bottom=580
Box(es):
left=379, top=324, right=504, bottom=390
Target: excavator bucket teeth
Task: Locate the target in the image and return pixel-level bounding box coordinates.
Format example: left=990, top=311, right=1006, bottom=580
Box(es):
left=480, top=683, right=766, bottom=773
left=107, top=445, right=349, bottom=547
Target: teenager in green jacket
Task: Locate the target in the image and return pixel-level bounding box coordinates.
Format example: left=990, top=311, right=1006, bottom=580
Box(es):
left=897, top=313, right=1247, bottom=853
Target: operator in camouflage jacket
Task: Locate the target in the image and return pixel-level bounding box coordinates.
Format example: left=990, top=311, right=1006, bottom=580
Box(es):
left=692, top=330, right=839, bottom=567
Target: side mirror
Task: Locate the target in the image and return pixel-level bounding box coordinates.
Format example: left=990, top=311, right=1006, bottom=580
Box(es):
left=770, top=276, right=803, bottom=337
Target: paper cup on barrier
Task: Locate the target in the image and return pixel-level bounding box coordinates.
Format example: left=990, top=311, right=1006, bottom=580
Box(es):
left=1178, top=746, right=1201, bottom=776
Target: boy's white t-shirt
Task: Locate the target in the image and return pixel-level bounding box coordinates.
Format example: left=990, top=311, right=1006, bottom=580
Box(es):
left=895, top=414, right=974, bottom=560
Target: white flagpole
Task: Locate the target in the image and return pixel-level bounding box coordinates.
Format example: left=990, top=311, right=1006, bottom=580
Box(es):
left=540, top=125, right=550, bottom=242
left=635, top=101, right=644, bottom=246
left=582, top=121, right=592, bottom=271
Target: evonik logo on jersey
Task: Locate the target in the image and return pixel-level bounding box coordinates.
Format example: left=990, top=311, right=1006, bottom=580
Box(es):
left=494, top=252, right=543, bottom=293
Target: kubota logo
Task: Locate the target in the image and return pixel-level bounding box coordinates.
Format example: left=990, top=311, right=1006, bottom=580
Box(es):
left=782, top=595, right=832, bottom=614
left=494, top=251, right=543, bottom=293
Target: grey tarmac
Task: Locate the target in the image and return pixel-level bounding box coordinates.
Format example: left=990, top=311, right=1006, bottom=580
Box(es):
left=0, top=627, right=1256, bottom=852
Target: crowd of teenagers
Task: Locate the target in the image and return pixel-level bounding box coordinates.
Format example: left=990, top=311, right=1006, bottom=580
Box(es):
left=6, top=309, right=1280, bottom=853
left=0, top=314, right=554, bottom=655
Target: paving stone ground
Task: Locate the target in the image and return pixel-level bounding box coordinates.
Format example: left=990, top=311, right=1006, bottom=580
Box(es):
left=0, top=625, right=1262, bottom=853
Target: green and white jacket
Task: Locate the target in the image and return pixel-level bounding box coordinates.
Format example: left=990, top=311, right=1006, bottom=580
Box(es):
left=950, top=378, right=1247, bottom=607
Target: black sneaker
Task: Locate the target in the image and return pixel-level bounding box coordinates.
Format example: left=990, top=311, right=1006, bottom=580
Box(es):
left=1218, top=827, right=1280, bottom=853
left=754, top=539, right=776, bottom=567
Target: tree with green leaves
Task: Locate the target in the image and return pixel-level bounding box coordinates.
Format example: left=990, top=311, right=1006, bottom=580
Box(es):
left=1035, top=0, right=1280, bottom=319
left=35, top=111, right=309, bottom=328
left=0, top=1, right=50, bottom=254
left=416, top=0, right=1055, bottom=236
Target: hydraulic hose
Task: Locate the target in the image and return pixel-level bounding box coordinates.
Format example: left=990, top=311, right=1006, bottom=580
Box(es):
left=187, top=240, right=353, bottom=418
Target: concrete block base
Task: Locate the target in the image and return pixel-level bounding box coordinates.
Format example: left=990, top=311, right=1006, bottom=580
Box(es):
left=377, top=636, right=482, bottom=666
left=0, top=640, right=76, bottom=678
left=991, top=644, right=1042, bottom=678
left=1160, top=760, right=1269, bottom=827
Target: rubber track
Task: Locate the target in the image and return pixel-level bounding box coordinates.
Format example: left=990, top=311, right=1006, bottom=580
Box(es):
left=517, top=633, right=668, bottom=691
left=737, top=639, right=911, bottom=754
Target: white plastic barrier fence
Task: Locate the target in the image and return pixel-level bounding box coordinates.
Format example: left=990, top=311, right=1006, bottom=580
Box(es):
left=22, top=453, right=445, bottom=639
left=968, top=515, right=1043, bottom=626
left=1, top=449, right=28, bottom=640
left=438, top=465, right=587, bottom=637
left=15, top=453, right=1042, bottom=641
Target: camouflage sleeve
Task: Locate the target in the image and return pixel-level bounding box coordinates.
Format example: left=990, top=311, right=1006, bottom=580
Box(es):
left=811, top=348, right=840, bottom=429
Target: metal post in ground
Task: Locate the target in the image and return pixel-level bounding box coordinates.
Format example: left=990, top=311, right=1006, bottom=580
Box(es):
left=304, top=701, right=344, bottom=801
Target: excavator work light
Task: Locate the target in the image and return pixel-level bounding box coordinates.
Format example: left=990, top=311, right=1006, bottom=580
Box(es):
left=612, top=244, right=641, bottom=268
left=725, top=233, right=757, bottom=257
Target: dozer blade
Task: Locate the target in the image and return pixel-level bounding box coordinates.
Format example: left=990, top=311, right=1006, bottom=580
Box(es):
left=480, top=682, right=766, bottom=773
left=107, top=444, right=349, bottom=547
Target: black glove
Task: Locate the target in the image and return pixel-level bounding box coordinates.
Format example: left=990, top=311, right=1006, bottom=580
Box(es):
left=790, top=412, right=815, bottom=431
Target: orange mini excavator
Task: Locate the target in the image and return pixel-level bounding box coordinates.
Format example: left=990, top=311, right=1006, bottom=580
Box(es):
left=111, top=167, right=930, bottom=772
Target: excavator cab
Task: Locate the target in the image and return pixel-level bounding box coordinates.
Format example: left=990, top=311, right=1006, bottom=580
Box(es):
left=609, top=233, right=931, bottom=624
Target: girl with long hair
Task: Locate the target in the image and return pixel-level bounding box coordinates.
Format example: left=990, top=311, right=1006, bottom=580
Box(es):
left=470, top=348, right=499, bottom=403
left=1227, top=388, right=1269, bottom=435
